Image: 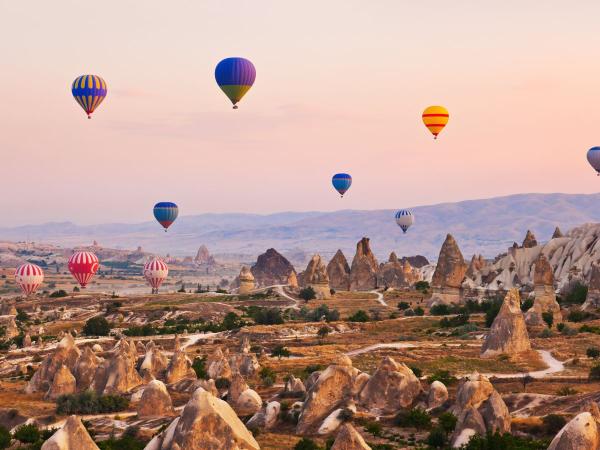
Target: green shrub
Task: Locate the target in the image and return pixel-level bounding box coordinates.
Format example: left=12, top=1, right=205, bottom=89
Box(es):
left=542, top=414, right=566, bottom=435
left=294, top=438, right=320, bottom=450
left=587, top=347, right=600, bottom=359
left=49, top=290, right=68, bottom=298
left=560, top=281, right=588, bottom=305
left=271, top=345, right=291, bottom=359
left=348, top=310, right=370, bottom=322
left=364, top=420, right=382, bottom=436
left=250, top=308, right=285, bottom=325
left=430, top=304, right=451, bottom=316
left=83, top=316, right=111, bottom=336
left=521, top=298, right=534, bottom=311
left=0, top=425, right=9, bottom=449
left=461, top=432, right=548, bottom=449
left=414, top=306, right=424, bottom=316
left=15, top=309, right=29, bottom=322
left=567, top=310, right=589, bottom=323
left=485, top=300, right=503, bottom=327
left=427, top=427, right=447, bottom=448
left=215, top=378, right=230, bottom=389
left=56, top=391, right=129, bottom=415
left=395, top=408, right=431, bottom=430
left=13, top=423, right=41, bottom=443
left=556, top=386, right=578, bottom=396
left=397, top=301, right=410, bottom=310
left=589, top=364, right=600, bottom=381
left=440, top=313, right=470, bottom=328
left=428, top=370, right=457, bottom=386
left=97, top=426, right=147, bottom=450
left=542, top=312, right=554, bottom=328
left=192, top=356, right=208, bottom=379
left=438, top=412, right=457, bottom=434
left=415, top=281, right=430, bottom=291
left=561, top=325, right=578, bottom=336
left=299, top=287, right=316, bottom=302
left=409, top=366, right=422, bottom=378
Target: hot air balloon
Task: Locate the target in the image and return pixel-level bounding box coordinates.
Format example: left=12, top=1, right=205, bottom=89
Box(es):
left=587, top=147, right=600, bottom=175
left=395, top=209, right=414, bottom=233
left=332, top=173, right=352, bottom=197
left=422, top=106, right=449, bottom=139
left=215, top=57, right=256, bottom=109
left=144, top=257, right=169, bottom=294
left=15, top=263, right=44, bottom=296
left=68, top=251, right=99, bottom=288
left=153, top=202, right=179, bottom=231
left=71, top=75, right=107, bottom=119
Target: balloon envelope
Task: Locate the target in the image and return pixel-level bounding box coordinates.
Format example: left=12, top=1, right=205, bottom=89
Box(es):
left=153, top=202, right=179, bottom=231
left=72, top=75, right=107, bottom=119
left=144, top=257, right=169, bottom=291
left=215, top=57, right=256, bottom=108
left=422, top=105, right=449, bottom=139
left=587, top=147, right=600, bottom=174
left=68, top=251, right=99, bottom=287
left=15, top=263, right=44, bottom=295
left=395, top=209, right=414, bottom=233
left=332, top=173, right=352, bottom=197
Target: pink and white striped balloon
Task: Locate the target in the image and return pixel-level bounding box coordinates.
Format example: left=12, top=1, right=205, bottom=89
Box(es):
left=68, top=251, right=99, bottom=288
left=15, top=263, right=44, bottom=295
left=144, top=257, right=168, bottom=292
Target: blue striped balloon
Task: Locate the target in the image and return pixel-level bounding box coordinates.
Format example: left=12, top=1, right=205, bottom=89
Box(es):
left=153, top=202, right=179, bottom=231
left=587, top=147, right=600, bottom=175
left=332, top=173, right=352, bottom=197
left=71, top=75, right=107, bottom=119
left=215, top=57, right=256, bottom=109
left=395, top=209, right=414, bottom=233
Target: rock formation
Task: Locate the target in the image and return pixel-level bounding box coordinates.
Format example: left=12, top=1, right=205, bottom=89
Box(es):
left=283, top=374, right=306, bottom=396
left=427, top=380, right=448, bottom=410
left=288, top=271, right=298, bottom=288
left=376, top=252, right=419, bottom=289
left=46, top=365, right=76, bottom=400
left=481, top=289, right=531, bottom=357
left=145, top=388, right=260, bottom=450
left=27, top=334, right=81, bottom=394
left=93, top=339, right=142, bottom=395
left=194, top=245, right=216, bottom=265
left=297, top=355, right=360, bottom=435
left=0, top=301, right=17, bottom=316
left=466, top=255, right=486, bottom=279
left=137, top=380, right=175, bottom=417
left=74, top=346, right=100, bottom=391
left=547, top=403, right=600, bottom=450
left=552, top=226, right=564, bottom=239
left=451, top=372, right=511, bottom=447
left=236, top=389, right=263, bottom=416
left=251, top=248, right=296, bottom=287
left=207, top=347, right=232, bottom=380
left=237, top=266, right=255, bottom=295
left=358, top=356, right=421, bottom=413
left=41, top=415, right=99, bottom=450
left=165, top=346, right=197, bottom=384
left=247, top=401, right=281, bottom=431
left=349, top=238, right=379, bottom=291
left=583, top=260, right=600, bottom=310
left=229, top=352, right=260, bottom=378
left=429, top=234, right=467, bottom=305
left=522, top=230, right=538, bottom=248
left=140, top=341, right=169, bottom=380
left=0, top=316, right=20, bottom=339
left=299, top=254, right=331, bottom=299
left=327, top=250, right=351, bottom=291
left=525, top=254, right=562, bottom=327
left=331, top=423, right=372, bottom=450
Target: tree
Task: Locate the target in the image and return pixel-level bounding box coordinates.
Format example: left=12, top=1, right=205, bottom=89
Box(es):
left=221, top=312, right=243, bottom=330
left=15, top=309, right=29, bottom=322
left=299, top=287, right=316, bottom=302
left=192, top=357, right=208, bottom=379
left=317, top=325, right=330, bottom=342
left=438, top=412, right=457, bottom=435
left=589, top=363, right=600, bottom=381
left=83, top=316, right=111, bottom=336
left=542, top=311, right=554, bottom=328
left=427, top=427, right=447, bottom=448
left=178, top=282, right=186, bottom=293
left=0, top=426, right=10, bottom=449
left=348, top=310, right=369, bottom=322
left=542, top=414, right=566, bottom=435
left=414, top=306, right=425, bottom=316
left=13, top=424, right=40, bottom=443
left=271, top=345, right=291, bottom=359
left=587, top=347, right=600, bottom=359
left=294, top=438, right=320, bottom=450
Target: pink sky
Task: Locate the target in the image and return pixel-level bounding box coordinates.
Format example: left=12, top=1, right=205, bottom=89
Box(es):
left=2, top=1, right=600, bottom=226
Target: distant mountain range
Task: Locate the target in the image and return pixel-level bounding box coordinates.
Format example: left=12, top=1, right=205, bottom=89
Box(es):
left=2, top=193, right=600, bottom=265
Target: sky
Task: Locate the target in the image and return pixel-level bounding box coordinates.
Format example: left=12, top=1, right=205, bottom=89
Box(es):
left=2, top=1, right=600, bottom=226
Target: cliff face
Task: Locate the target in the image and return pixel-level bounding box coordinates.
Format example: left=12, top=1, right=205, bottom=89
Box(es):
left=250, top=248, right=296, bottom=287
left=349, top=238, right=379, bottom=291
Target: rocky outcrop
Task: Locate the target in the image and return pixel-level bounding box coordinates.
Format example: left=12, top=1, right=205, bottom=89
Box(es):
left=451, top=372, right=510, bottom=447
left=299, top=254, right=331, bottom=299
left=327, top=250, right=351, bottom=291
left=376, top=252, right=419, bottom=289
left=236, top=389, right=263, bottom=416
left=137, top=380, right=175, bottom=418
left=0, top=301, right=17, bottom=316
left=331, top=423, right=372, bottom=450
left=0, top=316, right=20, bottom=339
left=429, top=234, right=467, bottom=305
left=207, top=348, right=232, bottom=381
left=165, top=347, right=197, bottom=384
left=145, top=388, right=260, bottom=450
left=358, top=357, right=421, bottom=413
left=583, top=261, right=600, bottom=310
left=27, top=334, right=81, bottom=394
left=41, top=415, right=99, bottom=450
left=283, top=375, right=306, bottom=396
left=74, top=346, right=100, bottom=391
left=93, top=339, right=142, bottom=395
left=46, top=365, right=76, bottom=400
left=251, top=248, right=296, bottom=287
left=427, top=381, right=448, bottom=410
left=525, top=254, right=562, bottom=327
left=229, top=352, right=260, bottom=378
left=481, top=289, right=531, bottom=357
left=547, top=403, right=600, bottom=450
left=552, top=227, right=564, bottom=239
left=194, top=245, right=216, bottom=265
left=246, top=401, right=280, bottom=431
left=288, top=271, right=298, bottom=288
left=297, top=355, right=359, bottom=435
left=466, top=255, right=486, bottom=279
left=237, top=266, right=255, bottom=295
left=349, top=238, right=379, bottom=291
left=522, top=230, right=538, bottom=248
left=140, top=341, right=169, bottom=380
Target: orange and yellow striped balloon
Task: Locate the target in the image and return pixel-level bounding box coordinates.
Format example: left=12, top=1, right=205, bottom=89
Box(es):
left=422, top=105, right=449, bottom=139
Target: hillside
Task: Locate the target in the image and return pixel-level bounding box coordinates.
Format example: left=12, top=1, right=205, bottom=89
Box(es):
left=2, top=193, right=600, bottom=262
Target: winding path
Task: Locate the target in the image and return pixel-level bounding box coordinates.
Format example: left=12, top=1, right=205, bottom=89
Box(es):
left=370, top=290, right=387, bottom=307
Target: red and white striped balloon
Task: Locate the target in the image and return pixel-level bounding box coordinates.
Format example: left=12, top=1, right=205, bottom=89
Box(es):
left=68, top=251, right=99, bottom=288
left=15, top=263, right=44, bottom=295
left=144, top=257, right=168, bottom=292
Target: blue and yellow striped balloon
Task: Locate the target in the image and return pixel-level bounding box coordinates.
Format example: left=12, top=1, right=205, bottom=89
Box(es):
left=71, top=75, right=107, bottom=119
left=215, top=57, right=256, bottom=109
